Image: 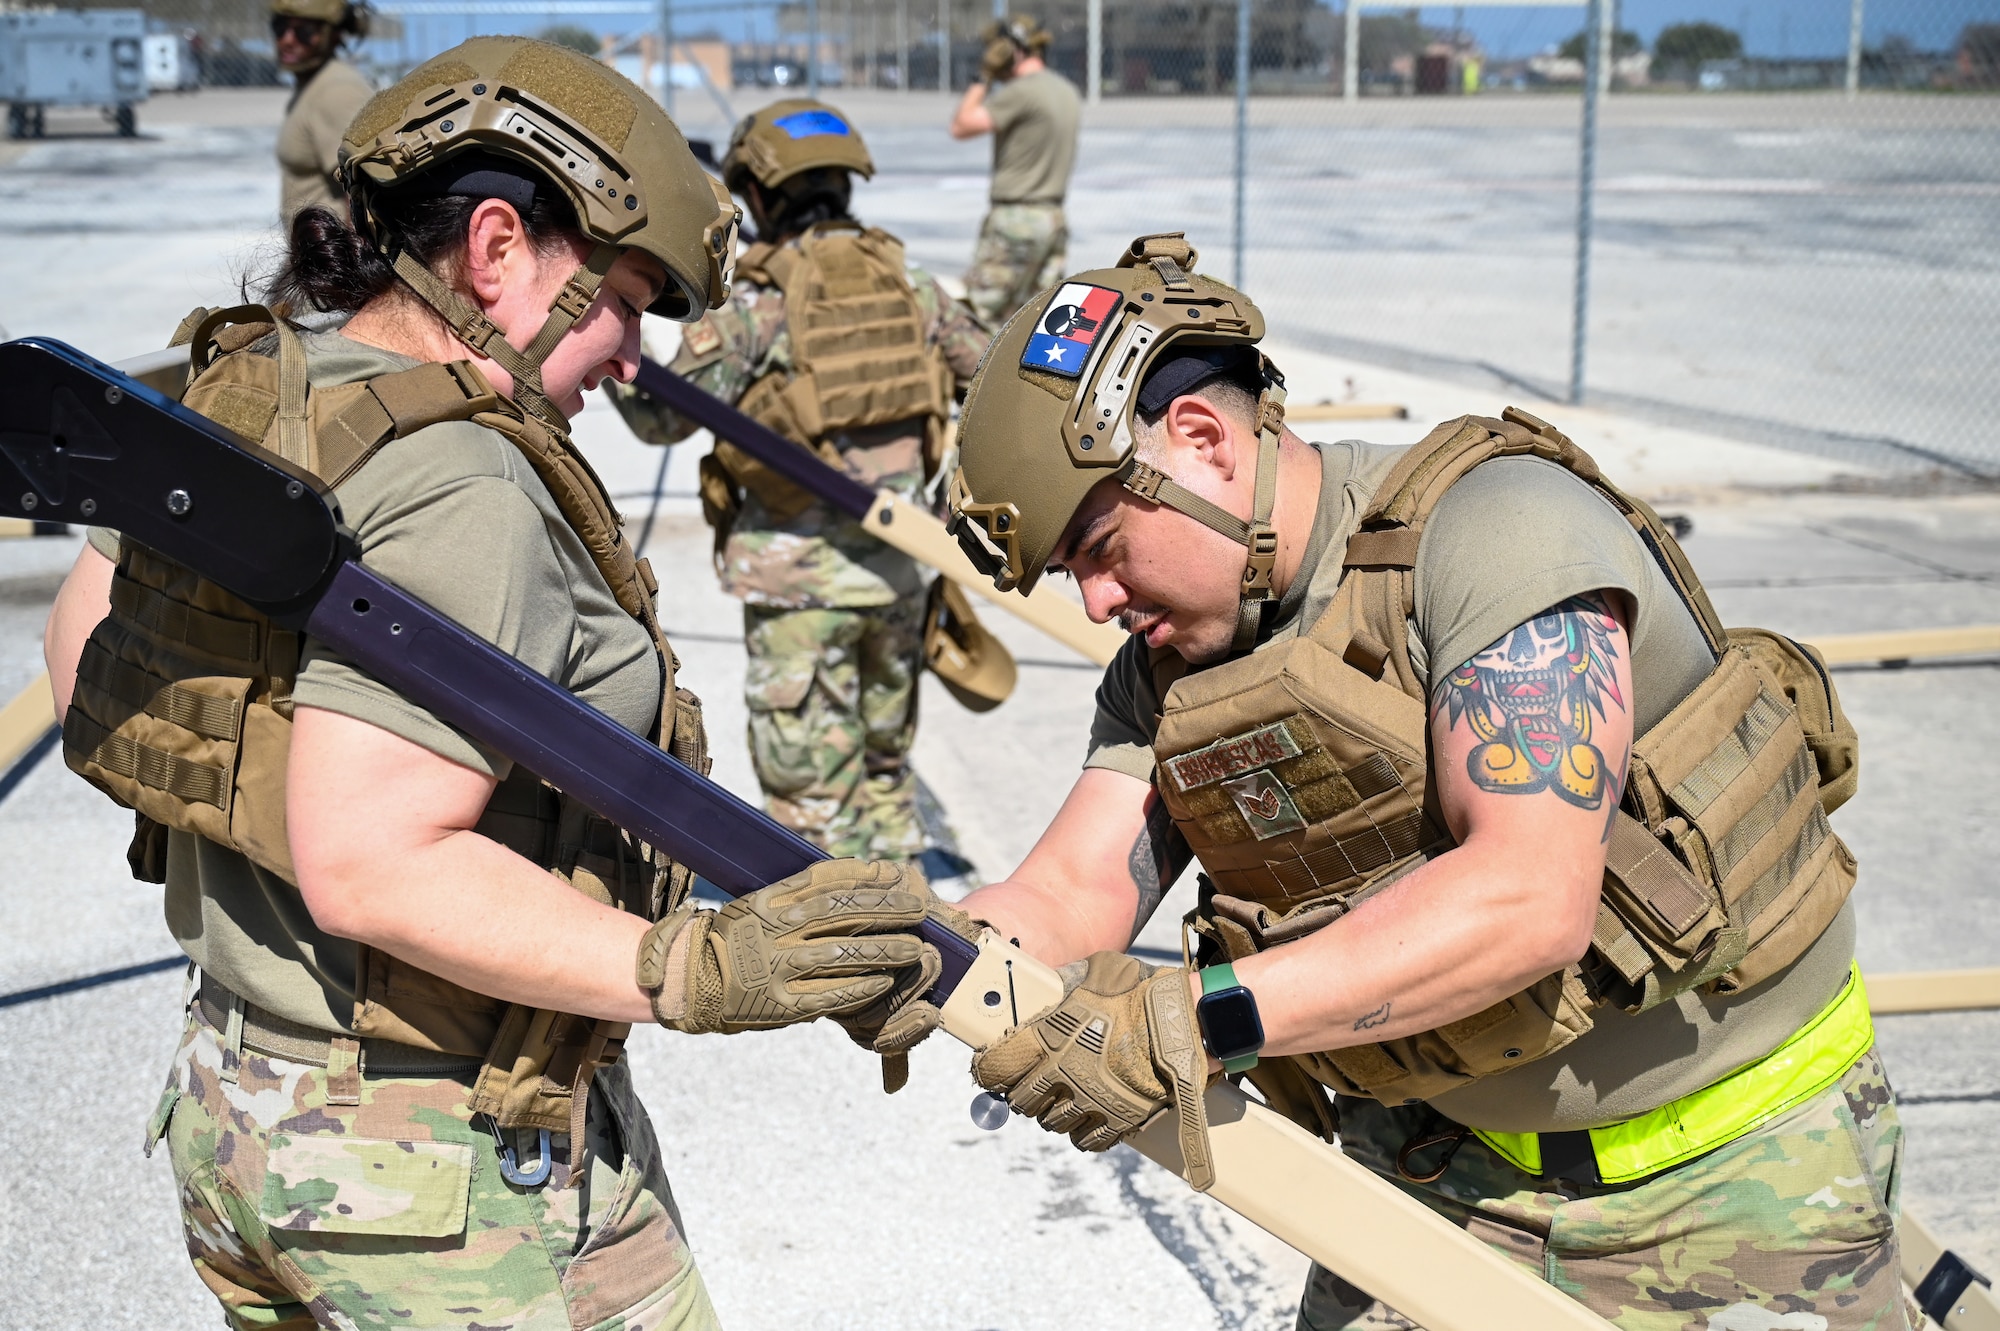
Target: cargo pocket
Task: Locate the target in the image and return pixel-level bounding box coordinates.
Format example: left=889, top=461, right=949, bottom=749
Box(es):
left=260, top=1134, right=474, bottom=1238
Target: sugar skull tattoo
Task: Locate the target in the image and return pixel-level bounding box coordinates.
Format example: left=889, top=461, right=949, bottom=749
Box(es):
left=1440, top=594, right=1626, bottom=809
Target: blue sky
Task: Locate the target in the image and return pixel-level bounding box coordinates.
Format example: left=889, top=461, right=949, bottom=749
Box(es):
left=392, top=0, right=1998, bottom=73
left=1418, top=0, right=2000, bottom=61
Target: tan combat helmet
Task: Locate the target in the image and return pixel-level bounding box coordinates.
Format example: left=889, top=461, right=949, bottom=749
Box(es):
left=983, top=14, right=1053, bottom=53
left=337, top=36, right=740, bottom=426
left=271, top=0, right=370, bottom=36
left=719, top=98, right=874, bottom=198
left=948, top=233, right=1288, bottom=651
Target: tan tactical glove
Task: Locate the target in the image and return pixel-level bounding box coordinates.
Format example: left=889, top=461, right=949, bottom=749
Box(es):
left=635, top=860, right=931, bottom=1035
left=980, top=36, right=1018, bottom=83
left=834, top=885, right=986, bottom=1093
left=971, top=951, right=1217, bottom=1190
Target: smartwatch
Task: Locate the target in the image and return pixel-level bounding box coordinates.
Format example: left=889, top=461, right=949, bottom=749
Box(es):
left=1195, top=963, right=1264, bottom=1074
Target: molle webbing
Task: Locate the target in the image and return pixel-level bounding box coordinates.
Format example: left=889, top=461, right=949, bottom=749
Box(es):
left=737, top=225, right=949, bottom=445
left=64, top=710, right=230, bottom=808
left=75, top=640, right=242, bottom=741
left=109, top=576, right=262, bottom=663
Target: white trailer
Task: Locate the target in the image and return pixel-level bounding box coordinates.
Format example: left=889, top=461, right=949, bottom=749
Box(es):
left=1, top=10, right=149, bottom=140
left=143, top=32, right=199, bottom=94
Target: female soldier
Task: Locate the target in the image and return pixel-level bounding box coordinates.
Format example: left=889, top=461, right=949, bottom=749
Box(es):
left=44, top=38, right=941, bottom=1329
left=271, top=0, right=374, bottom=223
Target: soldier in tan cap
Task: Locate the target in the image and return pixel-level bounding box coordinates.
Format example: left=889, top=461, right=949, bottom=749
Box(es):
left=271, top=0, right=373, bottom=223
left=949, top=15, right=1080, bottom=326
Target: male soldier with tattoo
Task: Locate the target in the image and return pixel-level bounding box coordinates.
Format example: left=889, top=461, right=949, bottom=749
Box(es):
left=610, top=100, right=989, bottom=866
left=891, top=234, right=1901, bottom=1329
left=948, top=15, right=1081, bottom=326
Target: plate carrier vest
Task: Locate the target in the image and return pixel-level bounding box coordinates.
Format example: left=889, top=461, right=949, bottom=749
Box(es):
left=62, top=307, right=711, bottom=1138
left=696, top=222, right=953, bottom=538
left=1157, top=409, right=1860, bottom=1137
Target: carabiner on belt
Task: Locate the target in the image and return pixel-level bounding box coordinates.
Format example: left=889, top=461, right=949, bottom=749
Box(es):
left=485, top=1116, right=554, bottom=1188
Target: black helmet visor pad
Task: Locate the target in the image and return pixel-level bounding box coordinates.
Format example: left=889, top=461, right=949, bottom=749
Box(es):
left=1133, top=346, right=1265, bottom=424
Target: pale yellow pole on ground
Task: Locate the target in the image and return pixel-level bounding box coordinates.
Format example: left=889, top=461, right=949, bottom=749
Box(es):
left=0, top=671, right=56, bottom=773
left=1812, top=626, right=2000, bottom=667
left=1866, top=969, right=2000, bottom=1014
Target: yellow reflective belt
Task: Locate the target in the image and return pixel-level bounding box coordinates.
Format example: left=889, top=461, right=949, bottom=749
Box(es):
left=1474, top=964, right=1874, bottom=1184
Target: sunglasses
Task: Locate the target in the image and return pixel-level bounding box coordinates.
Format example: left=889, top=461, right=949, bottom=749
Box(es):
left=269, top=15, right=329, bottom=41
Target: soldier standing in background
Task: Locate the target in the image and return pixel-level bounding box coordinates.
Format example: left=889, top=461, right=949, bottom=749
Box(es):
left=948, top=16, right=1081, bottom=326
left=610, top=100, right=990, bottom=872
left=272, top=0, right=373, bottom=224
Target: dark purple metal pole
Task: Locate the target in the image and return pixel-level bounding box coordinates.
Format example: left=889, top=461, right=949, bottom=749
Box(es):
left=304, top=564, right=979, bottom=998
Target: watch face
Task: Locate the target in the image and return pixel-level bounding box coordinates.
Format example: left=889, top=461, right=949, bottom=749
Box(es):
left=1197, top=986, right=1264, bottom=1064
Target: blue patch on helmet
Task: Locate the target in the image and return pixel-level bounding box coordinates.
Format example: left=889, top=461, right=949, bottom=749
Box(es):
left=772, top=110, right=851, bottom=140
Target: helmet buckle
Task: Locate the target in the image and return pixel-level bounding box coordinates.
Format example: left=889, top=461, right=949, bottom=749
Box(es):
left=549, top=276, right=597, bottom=322
left=459, top=312, right=501, bottom=354
left=1241, top=525, right=1279, bottom=597
left=1120, top=460, right=1168, bottom=504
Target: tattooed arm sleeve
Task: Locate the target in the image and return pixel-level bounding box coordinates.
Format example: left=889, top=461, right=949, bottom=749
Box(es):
left=1126, top=790, right=1194, bottom=940
left=1432, top=592, right=1637, bottom=844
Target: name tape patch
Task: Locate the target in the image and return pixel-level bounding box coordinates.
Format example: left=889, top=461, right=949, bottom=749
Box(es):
left=1021, top=282, right=1120, bottom=378
left=1162, top=721, right=1302, bottom=793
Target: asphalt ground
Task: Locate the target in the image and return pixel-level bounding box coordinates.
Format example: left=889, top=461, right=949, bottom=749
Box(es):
left=2, top=85, right=1997, bottom=1330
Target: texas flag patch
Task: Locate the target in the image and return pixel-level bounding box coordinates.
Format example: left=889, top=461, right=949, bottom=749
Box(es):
left=1021, top=283, right=1121, bottom=378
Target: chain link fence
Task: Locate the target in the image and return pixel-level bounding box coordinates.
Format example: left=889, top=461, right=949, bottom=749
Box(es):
left=342, top=0, right=1999, bottom=475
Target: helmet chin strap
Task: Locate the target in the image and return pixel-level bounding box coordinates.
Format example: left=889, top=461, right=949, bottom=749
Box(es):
left=1115, top=380, right=1288, bottom=652
left=390, top=242, right=620, bottom=430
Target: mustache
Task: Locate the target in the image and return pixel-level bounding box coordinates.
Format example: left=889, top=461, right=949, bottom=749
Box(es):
left=1118, top=602, right=1170, bottom=635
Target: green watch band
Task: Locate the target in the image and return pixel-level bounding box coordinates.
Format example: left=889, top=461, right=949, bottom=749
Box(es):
left=1197, top=963, right=1262, bottom=1074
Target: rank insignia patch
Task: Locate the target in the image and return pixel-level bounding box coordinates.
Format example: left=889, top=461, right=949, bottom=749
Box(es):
left=1223, top=770, right=1306, bottom=840
left=1021, top=282, right=1121, bottom=378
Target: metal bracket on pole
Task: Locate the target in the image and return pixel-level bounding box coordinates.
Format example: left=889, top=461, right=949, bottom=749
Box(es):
left=1900, top=1209, right=1999, bottom=1331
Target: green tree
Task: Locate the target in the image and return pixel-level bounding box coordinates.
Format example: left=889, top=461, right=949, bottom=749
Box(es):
left=1558, top=28, right=1642, bottom=62
left=1651, top=21, right=1741, bottom=78
left=536, top=24, right=601, bottom=56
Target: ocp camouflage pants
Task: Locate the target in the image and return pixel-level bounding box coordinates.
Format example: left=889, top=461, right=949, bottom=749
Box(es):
left=1299, top=1050, right=1908, bottom=1331
left=154, top=1000, right=720, bottom=1331
left=743, top=598, right=926, bottom=861
left=963, top=202, right=1068, bottom=327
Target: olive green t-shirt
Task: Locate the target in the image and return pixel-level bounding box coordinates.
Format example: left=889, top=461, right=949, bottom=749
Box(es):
left=277, top=58, right=372, bottom=223
left=986, top=68, right=1081, bottom=205
left=1085, top=442, right=1856, bottom=1131
left=98, top=331, right=662, bottom=1034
